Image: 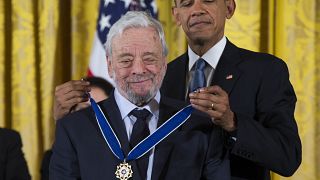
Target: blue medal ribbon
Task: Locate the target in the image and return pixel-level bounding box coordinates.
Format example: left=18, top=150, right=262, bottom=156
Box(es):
left=90, top=97, right=193, bottom=162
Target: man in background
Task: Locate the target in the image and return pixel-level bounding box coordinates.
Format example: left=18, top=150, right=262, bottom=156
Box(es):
left=0, top=128, right=30, bottom=180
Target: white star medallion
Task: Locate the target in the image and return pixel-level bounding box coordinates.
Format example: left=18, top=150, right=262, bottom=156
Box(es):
left=115, top=162, right=133, bottom=180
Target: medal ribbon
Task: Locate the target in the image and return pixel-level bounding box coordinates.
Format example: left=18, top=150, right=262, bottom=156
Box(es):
left=90, top=97, right=193, bottom=162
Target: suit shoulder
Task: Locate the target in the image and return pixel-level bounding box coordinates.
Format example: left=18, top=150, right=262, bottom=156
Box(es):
left=57, top=99, right=111, bottom=128
left=57, top=106, right=94, bottom=127
left=0, top=128, right=22, bottom=152
left=0, top=128, right=21, bottom=142
left=168, top=53, right=187, bottom=69
left=235, top=48, right=289, bottom=74
left=239, top=48, right=286, bottom=65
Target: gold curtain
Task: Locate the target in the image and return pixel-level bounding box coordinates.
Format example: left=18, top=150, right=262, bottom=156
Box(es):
left=0, top=0, right=59, bottom=179
left=0, top=0, right=98, bottom=179
left=0, top=0, right=4, bottom=124
left=1, top=0, right=319, bottom=179
left=271, top=0, right=320, bottom=179
left=225, top=0, right=320, bottom=179
left=157, top=0, right=187, bottom=62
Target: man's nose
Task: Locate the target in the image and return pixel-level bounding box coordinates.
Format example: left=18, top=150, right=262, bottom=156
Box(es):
left=131, top=59, right=147, bottom=74
left=191, top=0, right=206, bottom=17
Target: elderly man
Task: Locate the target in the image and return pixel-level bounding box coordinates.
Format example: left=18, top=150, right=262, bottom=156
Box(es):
left=50, top=11, right=229, bottom=180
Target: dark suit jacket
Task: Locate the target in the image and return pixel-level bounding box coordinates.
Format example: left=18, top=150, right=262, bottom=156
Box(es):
left=161, top=40, right=302, bottom=180
left=50, top=93, right=230, bottom=180
left=0, top=128, right=30, bottom=180
left=40, top=150, right=52, bottom=180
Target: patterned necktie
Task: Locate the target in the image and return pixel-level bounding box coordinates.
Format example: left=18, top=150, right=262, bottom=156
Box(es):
left=129, top=108, right=151, bottom=179
left=189, top=58, right=206, bottom=92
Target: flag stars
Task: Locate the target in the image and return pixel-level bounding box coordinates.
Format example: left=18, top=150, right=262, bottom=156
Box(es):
left=104, top=0, right=115, bottom=7
left=151, top=1, right=157, bottom=14
left=121, top=0, right=132, bottom=8
left=140, top=0, right=146, bottom=8
left=99, top=14, right=111, bottom=31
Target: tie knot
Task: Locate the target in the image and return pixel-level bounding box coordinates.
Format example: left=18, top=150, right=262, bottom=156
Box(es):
left=130, top=109, right=150, bottom=121
left=195, top=58, right=206, bottom=70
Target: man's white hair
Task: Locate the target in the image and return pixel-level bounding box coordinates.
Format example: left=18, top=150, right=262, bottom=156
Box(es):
left=105, top=11, right=168, bottom=57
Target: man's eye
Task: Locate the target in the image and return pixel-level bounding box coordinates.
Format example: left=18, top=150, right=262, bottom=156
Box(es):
left=143, top=59, right=157, bottom=65
left=121, top=60, right=130, bottom=63
left=118, top=60, right=132, bottom=67
left=180, top=1, right=192, bottom=7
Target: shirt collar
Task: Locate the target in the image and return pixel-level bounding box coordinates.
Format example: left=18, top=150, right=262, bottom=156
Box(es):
left=188, top=36, right=227, bottom=70
left=114, top=88, right=160, bottom=119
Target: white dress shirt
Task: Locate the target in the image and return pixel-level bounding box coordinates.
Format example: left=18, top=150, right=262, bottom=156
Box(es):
left=186, top=36, right=227, bottom=97
left=114, top=89, right=160, bottom=180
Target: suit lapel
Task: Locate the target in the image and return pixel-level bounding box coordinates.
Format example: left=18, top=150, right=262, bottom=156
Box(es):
left=212, top=40, right=243, bottom=94
left=99, top=93, right=131, bottom=155
left=88, top=92, right=130, bottom=151
left=151, top=97, right=187, bottom=180
left=92, top=92, right=143, bottom=179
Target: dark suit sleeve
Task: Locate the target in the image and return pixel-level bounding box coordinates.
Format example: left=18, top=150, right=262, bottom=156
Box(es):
left=3, top=129, right=31, bottom=180
left=49, top=119, right=81, bottom=180
left=232, top=60, right=301, bottom=176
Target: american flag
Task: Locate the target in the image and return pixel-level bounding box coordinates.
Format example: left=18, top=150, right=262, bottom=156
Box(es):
left=88, top=0, right=158, bottom=85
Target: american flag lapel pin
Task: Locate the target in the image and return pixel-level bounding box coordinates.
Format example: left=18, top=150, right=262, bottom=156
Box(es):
left=226, top=74, right=233, bottom=80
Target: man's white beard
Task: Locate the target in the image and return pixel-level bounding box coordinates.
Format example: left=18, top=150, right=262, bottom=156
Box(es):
left=113, top=72, right=161, bottom=107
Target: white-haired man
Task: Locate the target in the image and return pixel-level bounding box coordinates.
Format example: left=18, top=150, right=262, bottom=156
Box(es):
left=50, top=11, right=229, bottom=180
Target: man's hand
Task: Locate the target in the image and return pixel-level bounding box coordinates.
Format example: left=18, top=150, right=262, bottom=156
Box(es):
left=54, top=80, right=91, bottom=121
left=189, top=85, right=236, bottom=132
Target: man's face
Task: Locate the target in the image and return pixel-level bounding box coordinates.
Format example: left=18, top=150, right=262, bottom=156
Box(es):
left=173, top=0, right=235, bottom=47
left=108, top=27, right=167, bottom=106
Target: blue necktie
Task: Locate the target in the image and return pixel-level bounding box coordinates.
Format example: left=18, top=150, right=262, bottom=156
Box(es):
left=189, top=58, right=206, bottom=92
left=130, top=108, right=150, bottom=179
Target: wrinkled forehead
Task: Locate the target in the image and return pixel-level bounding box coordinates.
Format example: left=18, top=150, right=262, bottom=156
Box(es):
left=112, top=27, right=162, bottom=50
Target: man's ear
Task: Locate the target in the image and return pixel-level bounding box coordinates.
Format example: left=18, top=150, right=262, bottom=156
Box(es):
left=107, top=56, right=113, bottom=79
left=172, top=7, right=181, bottom=26
left=163, top=57, right=168, bottom=71
left=225, top=0, right=236, bottom=19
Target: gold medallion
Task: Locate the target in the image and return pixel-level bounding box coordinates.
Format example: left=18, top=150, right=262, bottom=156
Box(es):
left=115, top=162, right=133, bottom=180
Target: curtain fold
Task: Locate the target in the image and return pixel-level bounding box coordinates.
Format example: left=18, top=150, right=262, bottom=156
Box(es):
left=0, top=0, right=5, bottom=126
left=71, top=0, right=99, bottom=79
left=225, top=0, right=261, bottom=51
left=157, top=0, right=187, bottom=62
left=38, top=0, right=59, bottom=157
left=11, top=1, right=40, bottom=179
left=271, top=0, right=320, bottom=179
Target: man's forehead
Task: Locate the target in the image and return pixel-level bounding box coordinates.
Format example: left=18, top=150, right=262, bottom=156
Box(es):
left=117, top=45, right=157, bottom=52
left=113, top=29, right=160, bottom=46
left=113, top=27, right=158, bottom=41
left=112, top=42, right=161, bottom=56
